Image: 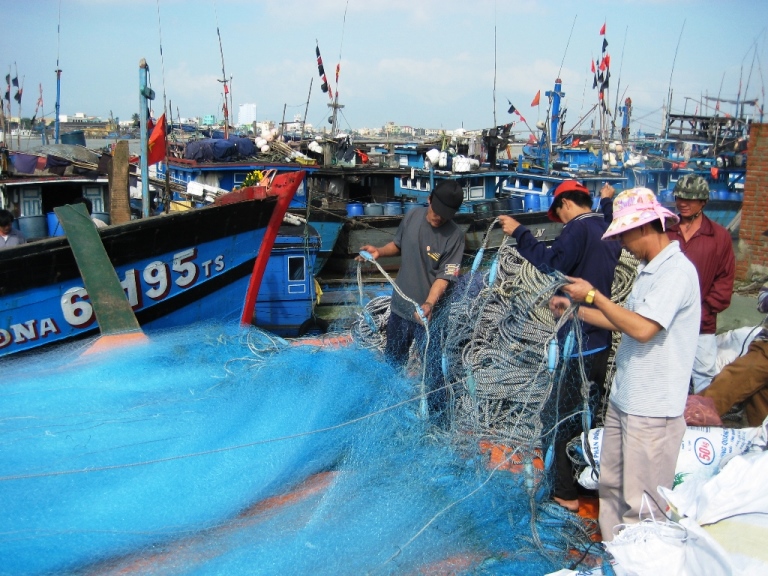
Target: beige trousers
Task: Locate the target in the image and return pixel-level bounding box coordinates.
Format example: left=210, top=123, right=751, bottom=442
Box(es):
left=598, top=403, right=686, bottom=541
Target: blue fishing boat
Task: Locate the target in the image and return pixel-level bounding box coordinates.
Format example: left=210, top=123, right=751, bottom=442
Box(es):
left=0, top=170, right=320, bottom=356
left=161, top=149, right=349, bottom=276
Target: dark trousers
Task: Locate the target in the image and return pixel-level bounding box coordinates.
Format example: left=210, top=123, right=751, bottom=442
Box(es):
left=548, top=348, right=610, bottom=501
left=385, top=312, right=446, bottom=419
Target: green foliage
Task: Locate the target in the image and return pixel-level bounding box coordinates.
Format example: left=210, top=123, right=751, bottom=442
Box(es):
left=241, top=170, right=265, bottom=188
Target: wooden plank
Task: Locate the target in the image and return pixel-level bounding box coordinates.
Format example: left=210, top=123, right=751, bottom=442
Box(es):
left=54, top=204, right=142, bottom=336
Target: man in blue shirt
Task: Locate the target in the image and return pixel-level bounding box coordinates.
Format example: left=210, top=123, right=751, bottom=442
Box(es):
left=499, top=180, right=620, bottom=512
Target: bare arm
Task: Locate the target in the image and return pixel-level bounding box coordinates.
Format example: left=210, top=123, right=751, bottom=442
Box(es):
left=561, top=277, right=663, bottom=343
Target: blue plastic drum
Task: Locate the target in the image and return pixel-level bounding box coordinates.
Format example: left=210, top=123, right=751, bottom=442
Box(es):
left=346, top=203, right=364, bottom=217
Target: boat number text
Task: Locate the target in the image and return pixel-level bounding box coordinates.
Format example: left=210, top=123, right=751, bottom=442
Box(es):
left=0, top=248, right=224, bottom=348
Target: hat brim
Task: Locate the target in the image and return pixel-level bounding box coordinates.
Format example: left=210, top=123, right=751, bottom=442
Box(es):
left=547, top=203, right=561, bottom=223
left=430, top=194, right=459, bottom=220
left=602, top=208, right=679, bottom=240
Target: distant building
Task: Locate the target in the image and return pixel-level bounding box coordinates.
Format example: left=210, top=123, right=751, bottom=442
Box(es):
left=356, top=127, right=382, bottom=137
left=255, top=120, right=276, bottom=136
left=238, top=103, right=257, bottom=127
left=58, top=112, right=96, bottom=123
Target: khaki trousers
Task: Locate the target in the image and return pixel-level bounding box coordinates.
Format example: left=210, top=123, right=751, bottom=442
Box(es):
left=598, top=403, right=686, bottom=541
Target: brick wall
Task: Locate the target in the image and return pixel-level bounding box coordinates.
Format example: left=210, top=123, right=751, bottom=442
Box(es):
left=736, top=123, right=768, bottom=280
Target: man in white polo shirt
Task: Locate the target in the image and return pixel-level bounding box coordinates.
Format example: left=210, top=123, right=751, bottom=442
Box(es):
left=550, top=187, right=700, bottom=540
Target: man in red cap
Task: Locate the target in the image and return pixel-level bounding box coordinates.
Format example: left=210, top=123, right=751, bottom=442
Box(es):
left=498, top=180, right=621, bottom=512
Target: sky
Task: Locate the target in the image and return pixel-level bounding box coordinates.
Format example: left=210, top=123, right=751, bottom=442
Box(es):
left=2, top=0, right=767, bottom=136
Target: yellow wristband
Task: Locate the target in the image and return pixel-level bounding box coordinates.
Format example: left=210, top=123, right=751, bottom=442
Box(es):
left=585, top=289, right=596, bottom=305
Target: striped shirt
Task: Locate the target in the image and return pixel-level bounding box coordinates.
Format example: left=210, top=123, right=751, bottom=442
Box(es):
left=610, top=241, right=701, bottom=418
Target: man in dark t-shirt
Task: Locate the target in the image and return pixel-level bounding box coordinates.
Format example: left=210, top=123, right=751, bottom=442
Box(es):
left=358, top=180, right=465, bottom=419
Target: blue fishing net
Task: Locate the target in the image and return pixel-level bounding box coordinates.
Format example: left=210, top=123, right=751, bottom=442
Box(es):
left=1, top=238, right=638, bottom=575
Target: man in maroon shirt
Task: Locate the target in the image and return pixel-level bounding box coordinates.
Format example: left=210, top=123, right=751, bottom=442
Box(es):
left=667, top=174, right=735, bottom=392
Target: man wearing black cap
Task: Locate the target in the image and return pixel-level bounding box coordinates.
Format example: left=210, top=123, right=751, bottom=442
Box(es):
left=358, top=180, right=465, bottom=419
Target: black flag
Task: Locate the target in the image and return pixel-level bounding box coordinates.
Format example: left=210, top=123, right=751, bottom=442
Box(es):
left=14, top=88, right=22, bottom=103
left=507, top=100, right=516, bottom=114
left=11, top=76, right=18, bottom=87
left=316, top=44, right=331, bottom=96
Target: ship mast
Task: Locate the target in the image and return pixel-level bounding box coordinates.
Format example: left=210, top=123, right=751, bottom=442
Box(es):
left=328, top=93, right=343, bottom=139
left=214, top=9, right=231, bottom=139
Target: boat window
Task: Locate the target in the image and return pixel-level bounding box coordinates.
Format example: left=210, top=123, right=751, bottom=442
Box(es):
left=84, top=186, right=104, bottom=212
left=21, top=187, right=43, bottom=216
left=468, top=186, right=484, bottom=200
left=233, top=173, right=248, bottom=186
left=288, top=256, right=305, bottom=282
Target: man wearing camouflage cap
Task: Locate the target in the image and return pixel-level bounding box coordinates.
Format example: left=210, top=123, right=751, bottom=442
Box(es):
left=667, top=174, right=735, bottom=393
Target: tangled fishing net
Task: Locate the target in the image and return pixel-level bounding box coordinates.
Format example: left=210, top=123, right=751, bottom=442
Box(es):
left=0, top=223, right=638, bottom=575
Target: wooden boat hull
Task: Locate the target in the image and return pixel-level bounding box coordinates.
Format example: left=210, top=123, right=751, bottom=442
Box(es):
left=0, top=172, right=313, bottom=356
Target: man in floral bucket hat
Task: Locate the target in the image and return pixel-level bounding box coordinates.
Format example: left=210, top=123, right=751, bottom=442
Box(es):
left=550, top=187, right=701, bottom=540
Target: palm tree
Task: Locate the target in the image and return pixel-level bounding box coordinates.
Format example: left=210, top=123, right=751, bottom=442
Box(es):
left=132, top=113, right=140, bottom=127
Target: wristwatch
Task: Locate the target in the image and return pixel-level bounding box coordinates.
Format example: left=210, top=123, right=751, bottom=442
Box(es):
left=585, top=289, right=596, bottom=305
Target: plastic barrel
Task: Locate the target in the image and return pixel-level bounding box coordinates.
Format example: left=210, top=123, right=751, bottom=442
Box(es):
left=60, top=130, right=86, bottom=146
left=384, top=201, right=403, bottom=216
left=93, top=212, right=110, bottom=225
left=17, top=215, right=47, bottom=239
left=403, top=202, right=421, bottom=214
left=472, top=201, right=493, bottom=218
left=364, top=203, right=384, bottom=216
left=47, top=212, right=66, bottom=237
left=346, top=202, right=363, bottom=217
left=524, top=193, right=539, bottom=212
left=499, top=197, right=517, bottom=215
